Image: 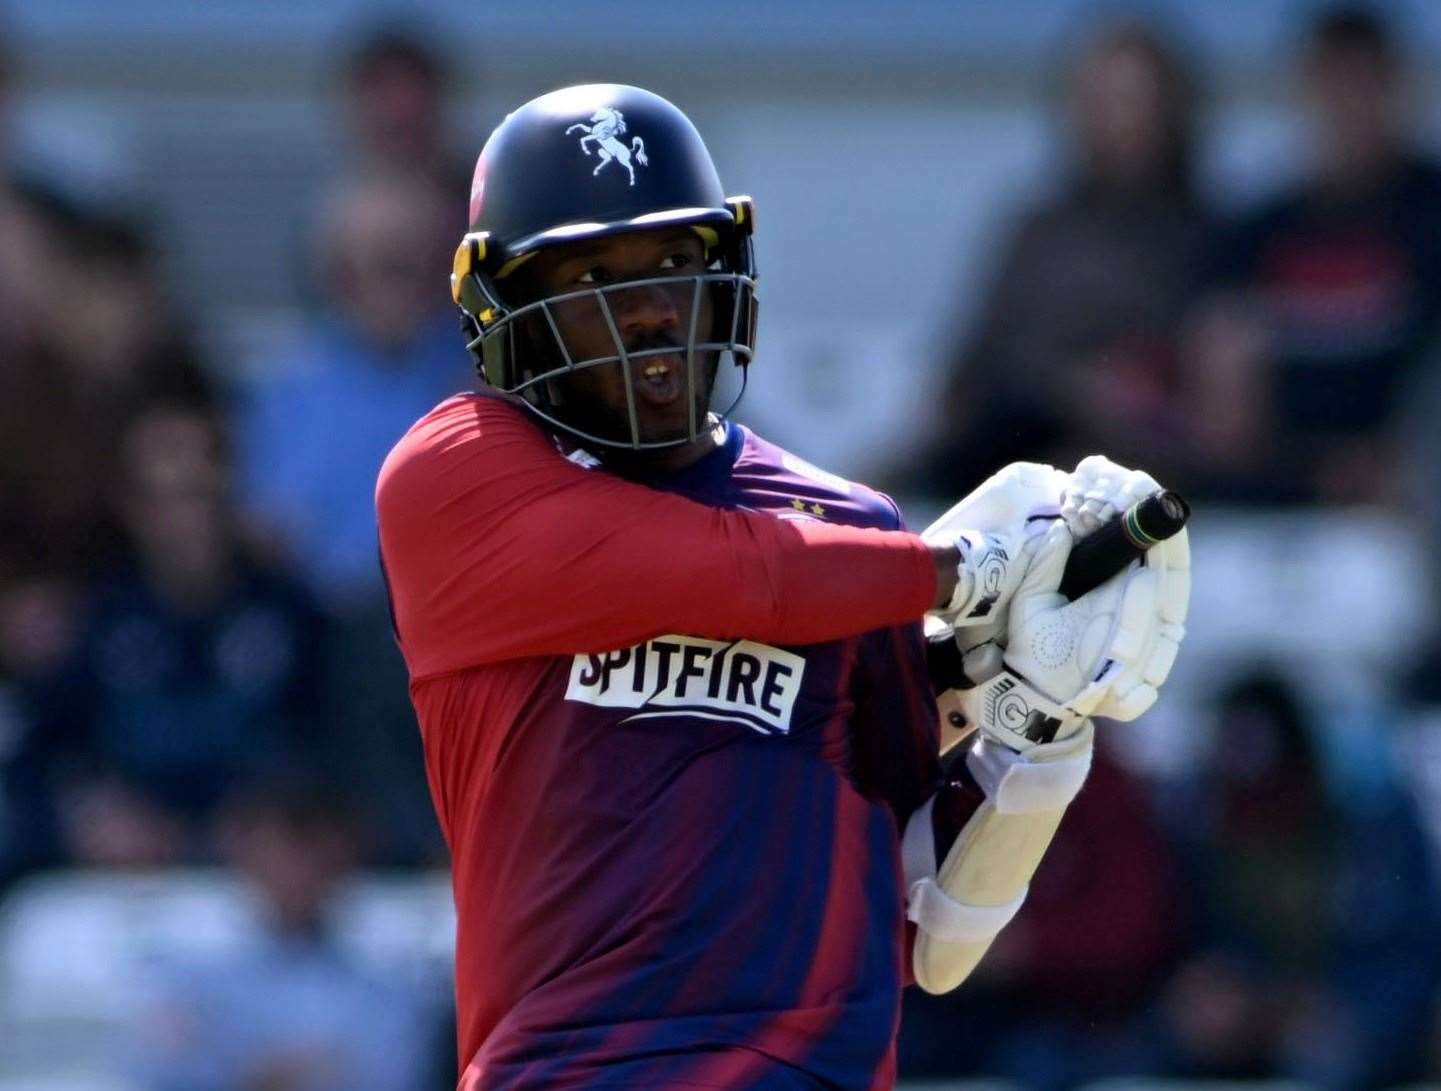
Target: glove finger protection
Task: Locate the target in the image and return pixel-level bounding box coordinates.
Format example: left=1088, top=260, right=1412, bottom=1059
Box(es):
left=923, top=462, right=1067, bottom=630
left=1062, top=454, right=1189, bottom=633
left=1012, top=523, right=1188, bottom=713
left=930, top=453, right=1151, bottom=706
left=959, top=514, right=1190, bottom=752
left=1061, top=454, right=1162, bottom=539
left=1083, top=514, right=1190, bottom=722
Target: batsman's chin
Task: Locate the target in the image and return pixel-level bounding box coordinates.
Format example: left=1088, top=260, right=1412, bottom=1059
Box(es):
left=634, top=405, right=710, bottom=446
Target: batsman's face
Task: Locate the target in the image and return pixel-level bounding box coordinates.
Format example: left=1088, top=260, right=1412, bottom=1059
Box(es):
left=511, top=228, right=716, bottom=445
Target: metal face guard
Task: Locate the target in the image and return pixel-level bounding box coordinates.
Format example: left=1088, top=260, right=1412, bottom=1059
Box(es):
left=465, top=271, right=756, bottom=450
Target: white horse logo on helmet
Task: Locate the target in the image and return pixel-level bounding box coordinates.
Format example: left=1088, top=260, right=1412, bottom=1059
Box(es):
left=566, top=108, right=649, bottom=185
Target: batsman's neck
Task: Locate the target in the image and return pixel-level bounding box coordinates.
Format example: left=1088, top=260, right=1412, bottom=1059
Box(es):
left=603, top=421, right=724, bottom=477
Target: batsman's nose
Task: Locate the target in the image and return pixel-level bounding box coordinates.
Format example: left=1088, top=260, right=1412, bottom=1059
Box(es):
left=611, top=281, right=682, bottom=338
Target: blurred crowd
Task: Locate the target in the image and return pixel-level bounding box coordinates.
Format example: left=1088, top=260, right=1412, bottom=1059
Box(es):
left=903, top=8, right=1441, bottom=1091
left=0, top=24, right=467, bottom=1086
left=1, top=5, right=1440, bottom=1090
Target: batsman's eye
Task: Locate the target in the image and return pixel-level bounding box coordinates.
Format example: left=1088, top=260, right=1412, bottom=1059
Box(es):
left=575, top=265, right=612, bottom=286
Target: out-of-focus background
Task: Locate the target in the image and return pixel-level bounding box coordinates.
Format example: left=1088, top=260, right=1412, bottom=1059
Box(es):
left=2, top=1, right=1440, bottom=1088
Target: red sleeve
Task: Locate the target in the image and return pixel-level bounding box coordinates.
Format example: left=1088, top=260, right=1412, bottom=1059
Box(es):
left=375, top=395, right=937, bottom=680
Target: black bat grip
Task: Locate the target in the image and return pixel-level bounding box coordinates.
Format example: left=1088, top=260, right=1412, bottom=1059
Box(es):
left=1057, top=489, right=1190, bottom=601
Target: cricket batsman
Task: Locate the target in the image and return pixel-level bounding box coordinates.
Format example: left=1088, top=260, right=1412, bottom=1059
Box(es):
left=376, top=84, right=1190, bottom=1090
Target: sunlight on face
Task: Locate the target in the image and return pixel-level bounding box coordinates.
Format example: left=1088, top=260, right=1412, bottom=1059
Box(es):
left=508, top=228, right=718, bottom=445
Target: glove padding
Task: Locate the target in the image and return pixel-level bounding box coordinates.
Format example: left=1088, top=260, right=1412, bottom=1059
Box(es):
left=906, top=723, right=1096, bottom=994
left=959, top=517, right=1190, bottom=754
left=923, top=462, right=1067, bottom=630
left=1062, top=454, right=1165, bottom=539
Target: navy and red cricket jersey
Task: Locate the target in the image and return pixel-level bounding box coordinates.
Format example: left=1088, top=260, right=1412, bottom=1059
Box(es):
left=376, top=393, right=942, bottom=1090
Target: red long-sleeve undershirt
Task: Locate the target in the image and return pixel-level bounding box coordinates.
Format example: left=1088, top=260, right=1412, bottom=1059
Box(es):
left=375, top=394, right=938, bottom=680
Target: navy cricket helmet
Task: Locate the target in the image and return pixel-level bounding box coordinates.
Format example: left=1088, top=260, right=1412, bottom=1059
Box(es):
left=450, top=84, right=758, bottom=449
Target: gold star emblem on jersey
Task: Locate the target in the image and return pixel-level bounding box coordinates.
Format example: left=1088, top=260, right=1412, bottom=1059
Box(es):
left=790, top=498, right=807, bottom=511
left=810, top=502, right=826, bottom=517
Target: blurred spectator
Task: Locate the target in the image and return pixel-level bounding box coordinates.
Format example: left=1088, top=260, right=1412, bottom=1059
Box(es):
left=49, top=403, right=327, bottom=868
left=1189, top=5, right=1441, bottom=504
left=0, top=196, right=75, bottom=889
left=0, top=187, right=218, bottom=588
left=1155, top=671, right=1441, bottom=1090
left=0, top=194, right=220, bottom=883
left=912, top=17, right=1214, bottom=497
left=0, top=12, right=9, bottom=143
left=898, top=740, right=1186, bottom=1089
left=0, top=180, right=46, bottom=357
left=0, top=575, right=78, bottom=887
left=129, top=773, right=442, bottom=1089
left=1421, top=992, right=1441, bottom=1088
left=239, top=170, right=460, bottom=865
left=336, top=24, right=470, bottom=201
left=240, top=169, right=465, bottom=610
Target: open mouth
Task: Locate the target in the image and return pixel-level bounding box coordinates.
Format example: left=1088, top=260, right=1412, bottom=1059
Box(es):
left=633, top=352, right=685, bottom=408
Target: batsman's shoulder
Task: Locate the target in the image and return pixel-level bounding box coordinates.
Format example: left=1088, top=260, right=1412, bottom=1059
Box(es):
left=376, top=391, right=546, bottom=517
left=742, top=429, right=905, bottom=531
left=849, top=482, right=907, bottom=531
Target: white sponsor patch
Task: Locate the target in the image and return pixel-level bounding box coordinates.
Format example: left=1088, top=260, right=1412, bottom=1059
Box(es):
left=781, top=453, right=852, bottom=495
left=565, top=635, right=805, bottom=734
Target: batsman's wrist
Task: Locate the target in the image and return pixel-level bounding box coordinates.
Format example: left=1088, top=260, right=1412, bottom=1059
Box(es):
left=928, top=543, right=962, bottom=610
left=942, top=530, right=1013, bottom=627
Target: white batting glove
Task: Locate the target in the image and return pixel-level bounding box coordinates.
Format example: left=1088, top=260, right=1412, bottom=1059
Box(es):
left=923, top=462, right=1068, bottom=630
left=959, top=518, right=1190, bottom=754
left=1062, top=454, right=1162, bottom=539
